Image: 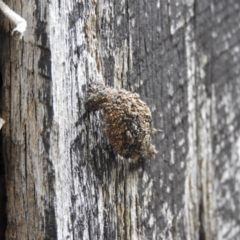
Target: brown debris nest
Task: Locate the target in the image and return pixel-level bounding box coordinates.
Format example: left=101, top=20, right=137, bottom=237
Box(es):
left=85, top=82, right=157, bottom=160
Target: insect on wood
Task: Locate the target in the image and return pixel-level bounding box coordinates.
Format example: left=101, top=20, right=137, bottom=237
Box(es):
left=85, top=82, right=158, bottom=160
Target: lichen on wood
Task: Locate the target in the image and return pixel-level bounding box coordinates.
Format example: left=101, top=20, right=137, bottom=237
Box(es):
left=85, top=82, right=157, bottom=160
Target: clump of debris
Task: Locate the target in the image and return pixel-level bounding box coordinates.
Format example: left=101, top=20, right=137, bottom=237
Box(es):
left=85, top=82, right=157, bottom=160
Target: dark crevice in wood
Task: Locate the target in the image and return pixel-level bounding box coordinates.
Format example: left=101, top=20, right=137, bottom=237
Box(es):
left=0, top=151, right=7, bottom=240
left=123, top=171, right=128, bottom=240
left=0, top=69, right=6, bottom=239
left=198, top=202, right=205, bottom=240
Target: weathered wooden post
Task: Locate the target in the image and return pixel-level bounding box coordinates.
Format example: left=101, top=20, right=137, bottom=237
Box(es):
left=0, top=0, right=240, bottom=239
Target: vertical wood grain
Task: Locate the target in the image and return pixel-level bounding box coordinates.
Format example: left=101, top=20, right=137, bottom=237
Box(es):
left=0, top=0, right=240, bottom=239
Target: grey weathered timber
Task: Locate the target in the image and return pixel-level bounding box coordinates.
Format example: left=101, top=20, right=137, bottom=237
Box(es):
left=0, top=0, right=240, bottom=239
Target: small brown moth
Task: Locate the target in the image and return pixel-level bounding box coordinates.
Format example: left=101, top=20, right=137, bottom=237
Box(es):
left=85, top=82, right=157, bottom=160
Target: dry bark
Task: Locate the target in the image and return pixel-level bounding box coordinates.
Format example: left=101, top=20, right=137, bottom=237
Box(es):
left=0, top=0, right=240, bottom=239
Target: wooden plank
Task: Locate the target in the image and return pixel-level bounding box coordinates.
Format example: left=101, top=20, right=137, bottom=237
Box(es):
left=0, top=0, right=239, bottom=239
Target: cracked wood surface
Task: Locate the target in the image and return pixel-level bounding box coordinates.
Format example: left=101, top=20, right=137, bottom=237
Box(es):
left=0, top=0, right=240, bottom=239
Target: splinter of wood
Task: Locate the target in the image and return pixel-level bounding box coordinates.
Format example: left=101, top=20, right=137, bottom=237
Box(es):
left=85, top=82, right=157, bottom=160
left=0, top=0, right=27, bottom=40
